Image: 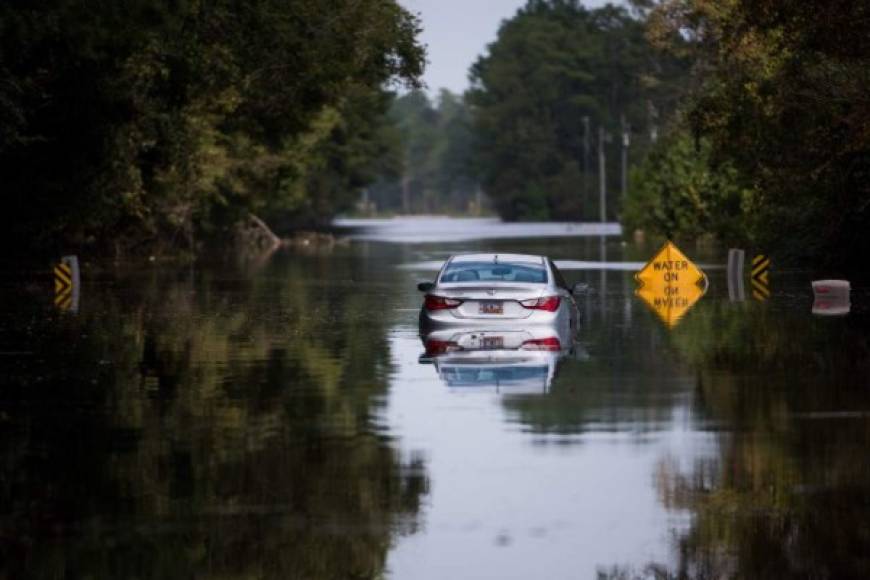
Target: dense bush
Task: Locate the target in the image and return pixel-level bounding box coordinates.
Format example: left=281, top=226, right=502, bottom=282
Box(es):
left=622, top=129, right=750, bottom=243
left=636, top=0, right=870, bottom=265
left=0, top=0, right=424, bottom=257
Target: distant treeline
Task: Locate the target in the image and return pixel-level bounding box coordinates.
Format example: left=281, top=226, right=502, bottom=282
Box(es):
left=366, top=90, right=480, bottom=216
left=462, top=0, right=870, bottom=265
left=372, top=1, right=689, bottom=222
left=4, top=0, right=869, bottom=265
left=622, top=0, right=870, bottom=266
left=0, top=0, right=423, bottom=257
left=468, top=1, right=688, bottom=222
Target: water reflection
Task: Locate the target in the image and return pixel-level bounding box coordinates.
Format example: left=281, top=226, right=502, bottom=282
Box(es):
left=386, top=239, right=696, bottom=578
left=419, top=325, right=577, bottom=393
left=653, top=298, right=870, bottom=579
left=3, top=220, right=870, bottom=578
left=387, top=226, right=870, bottom=578
left=0, top=248, right=427, bottom=579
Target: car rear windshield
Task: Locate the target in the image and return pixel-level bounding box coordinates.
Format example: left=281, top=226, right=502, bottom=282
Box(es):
left=440, top=261, right=548, bottom=283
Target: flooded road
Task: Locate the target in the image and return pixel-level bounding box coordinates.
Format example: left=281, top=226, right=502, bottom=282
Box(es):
left=2, top=217, right=870, bottom=579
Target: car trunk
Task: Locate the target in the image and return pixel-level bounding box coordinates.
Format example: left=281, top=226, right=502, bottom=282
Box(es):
left=436, top=285, right=544, bottom=320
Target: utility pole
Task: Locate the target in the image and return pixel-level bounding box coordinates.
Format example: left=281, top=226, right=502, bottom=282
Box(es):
left=582, top=116, right=590, bottom=219
left=620, top=114, right=630, bottom=200
left=648, top=100, right=659, bottom=143
left=360, top=188, right=370, bottom=216
left=598, top=126, right=607, bottom=223
left=401, top=173, right=411, bottom=215
left=402, top=149, right=411, bottom=215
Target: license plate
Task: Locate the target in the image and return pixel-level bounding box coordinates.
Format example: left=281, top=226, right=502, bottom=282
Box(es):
left=481, top=336, right=504, bottom=349
left=479, top=302, right=503, bottom=314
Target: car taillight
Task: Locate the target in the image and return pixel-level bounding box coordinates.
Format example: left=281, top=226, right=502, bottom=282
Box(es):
left=519, top=296, right=560, bottom=312
left=424, top=295, right=463, bottom=310
left=425, top=339, right=460, bottom=355
left=520, top=337, right=561, bottom=351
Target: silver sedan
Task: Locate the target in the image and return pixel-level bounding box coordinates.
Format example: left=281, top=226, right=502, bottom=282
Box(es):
left=417, top=253, right=582, bottom=332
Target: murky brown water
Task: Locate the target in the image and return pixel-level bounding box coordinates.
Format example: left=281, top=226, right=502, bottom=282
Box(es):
left=1, top=218, right=869, bottom=579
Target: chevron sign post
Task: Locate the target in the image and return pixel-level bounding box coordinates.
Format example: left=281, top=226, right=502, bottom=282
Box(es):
left=54, top=255, right=80, bottom=312
left=751, top=254, right=770, bottom=301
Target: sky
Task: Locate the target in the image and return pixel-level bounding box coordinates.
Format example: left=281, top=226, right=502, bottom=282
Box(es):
left=399, top=0, right=613, bottom=96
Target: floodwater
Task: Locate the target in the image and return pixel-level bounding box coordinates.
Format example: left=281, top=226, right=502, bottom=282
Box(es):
left=1, top=217, right=869, bottom=579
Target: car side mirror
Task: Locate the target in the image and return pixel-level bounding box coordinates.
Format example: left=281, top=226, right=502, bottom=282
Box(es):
left=571, top=282, right=589, bottom=295
left=417, top=281, right=435, bottom=292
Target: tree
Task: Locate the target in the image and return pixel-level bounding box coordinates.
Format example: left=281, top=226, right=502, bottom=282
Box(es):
left=622, top=128, right=749, bottom=242
left=467, top=0, right=688, bottom=221
left=0, top=0, right=424, bottom=257
left=368, top=90, right=479, bottom=215
left=643, top=0, right=870, bottom=266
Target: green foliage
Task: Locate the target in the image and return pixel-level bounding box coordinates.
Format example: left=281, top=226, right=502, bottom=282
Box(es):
left=467, top=0, right=689, bottom=221
left=646, top=0, right=870, bottom=266
left=622, top=129, right=750, bottom=242
left=0, top=0, right=424, bottom=256
left=368, top=90, right=480, bottom=215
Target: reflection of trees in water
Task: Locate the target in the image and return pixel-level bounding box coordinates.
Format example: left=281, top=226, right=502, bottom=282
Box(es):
left=504, top=292, right=870, bottom=577
left=0, top=251, right=427, bottom=579
left=652, top=303, right=870, bottom=578
left=500, top=309, right=698, bottom=437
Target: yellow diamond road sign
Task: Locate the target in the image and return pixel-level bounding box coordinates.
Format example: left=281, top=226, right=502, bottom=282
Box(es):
left=635, top=241, right=707, bottom=328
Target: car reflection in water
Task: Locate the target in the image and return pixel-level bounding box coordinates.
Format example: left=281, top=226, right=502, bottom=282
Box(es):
left=418, top=324, right=578, bottom=394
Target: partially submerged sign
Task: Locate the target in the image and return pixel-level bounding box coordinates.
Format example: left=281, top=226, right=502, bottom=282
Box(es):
left=811, top=280, right=850, bottom=316
left=751, top=254, right=771, bottom=301
left=54, top=255, right=80, bottom=313
left=635, top=241, right=707, bottom=328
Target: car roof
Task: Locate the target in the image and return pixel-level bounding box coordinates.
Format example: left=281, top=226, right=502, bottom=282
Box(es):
left=449, top=253, right=545, bottom=265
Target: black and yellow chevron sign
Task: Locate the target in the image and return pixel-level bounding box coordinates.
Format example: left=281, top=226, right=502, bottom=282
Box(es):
left=53, top=255, right=81, bottom=312
left=54, top=261, right=73, bottom=310
left=751, top=254, right=770, bottom=301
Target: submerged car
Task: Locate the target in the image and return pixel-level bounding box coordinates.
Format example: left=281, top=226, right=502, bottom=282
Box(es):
left=417, top=253, right=582, bottom=331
